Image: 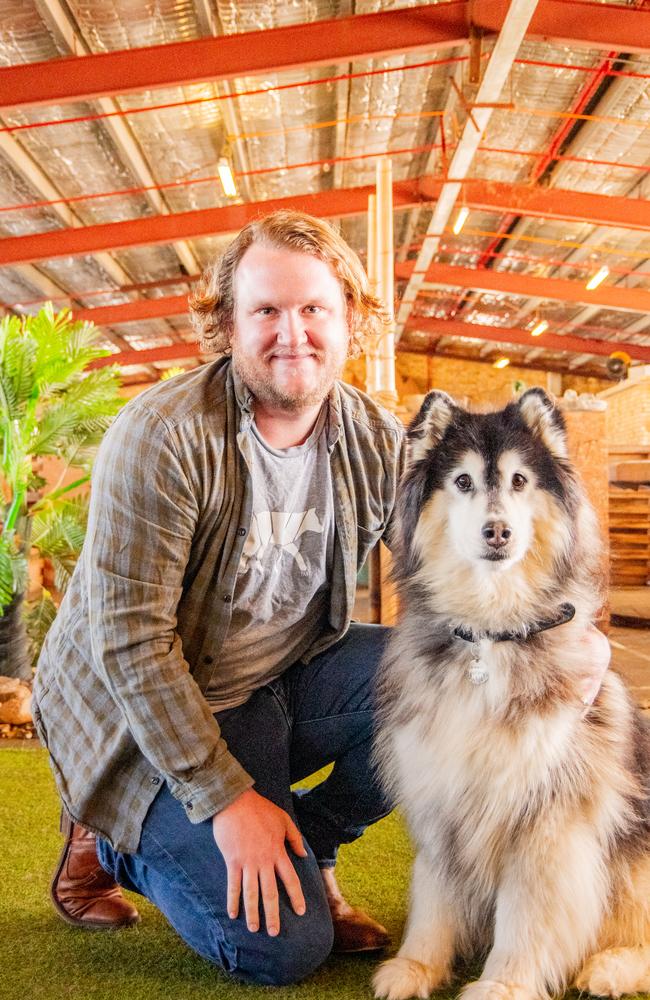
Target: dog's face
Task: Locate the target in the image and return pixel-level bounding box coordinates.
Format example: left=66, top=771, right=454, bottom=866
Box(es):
left=401, top=388, right=577, bottom=576
left=443, top=444, right=540, bottom=568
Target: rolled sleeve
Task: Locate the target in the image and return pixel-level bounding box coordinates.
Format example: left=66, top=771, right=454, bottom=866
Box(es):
left=85, top=403, right=253, bottom=820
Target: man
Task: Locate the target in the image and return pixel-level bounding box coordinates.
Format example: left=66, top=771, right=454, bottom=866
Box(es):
left=34, top=210, right=610, bottom=987
left=33, top=210, right=405, bottom=986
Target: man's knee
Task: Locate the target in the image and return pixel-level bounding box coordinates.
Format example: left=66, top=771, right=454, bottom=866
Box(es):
left=230, top=906, right=334, bottom=986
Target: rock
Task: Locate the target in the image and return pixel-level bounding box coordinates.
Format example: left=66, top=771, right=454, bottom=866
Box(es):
left=0, top=682, right=32, bottom=724
left=0, top=676, right=21, bottom=698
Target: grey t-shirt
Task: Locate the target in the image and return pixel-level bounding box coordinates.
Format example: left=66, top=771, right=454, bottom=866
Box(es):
left=205, top=406, right=335, bottom=710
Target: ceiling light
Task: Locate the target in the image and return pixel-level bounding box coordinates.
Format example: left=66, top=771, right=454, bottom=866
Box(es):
left=586, top=265, right=609, bottom=291
left=530, top=319, right=548, bottom=337
left=452, top=206, right=470, bottom=235
left=493, top=357, right=510, bottom=369
left=217, top=157, right=238, bottom=198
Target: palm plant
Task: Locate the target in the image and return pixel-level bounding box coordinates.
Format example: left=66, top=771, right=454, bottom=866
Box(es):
left=0, top=305, right=123, bottom=679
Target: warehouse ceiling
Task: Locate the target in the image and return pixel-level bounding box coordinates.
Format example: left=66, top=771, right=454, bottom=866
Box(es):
left=0, top=0, right=649, bottom=381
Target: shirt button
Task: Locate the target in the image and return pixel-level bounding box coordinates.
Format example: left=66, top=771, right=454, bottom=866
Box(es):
left=151, top=776, right=160, bottom=786
left=237, top=527, right=246, bottom=537
left=223, top=594, right=232, bottom=603
left=186, top=802, right=193, bottom=811
left=203, top=655, right=214, bottom=665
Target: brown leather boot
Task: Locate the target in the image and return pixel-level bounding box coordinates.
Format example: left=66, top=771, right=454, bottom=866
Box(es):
left=50, top=811, right=140, bottom=929
left=320, top=866, right=390, bottom=954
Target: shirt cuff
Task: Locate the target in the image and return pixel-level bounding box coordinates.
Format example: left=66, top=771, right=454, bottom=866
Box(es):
left=168, top=748, right=255, bottom=824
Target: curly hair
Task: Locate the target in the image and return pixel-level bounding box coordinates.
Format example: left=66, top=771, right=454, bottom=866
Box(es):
left=188, top=210, right=389, bottom=358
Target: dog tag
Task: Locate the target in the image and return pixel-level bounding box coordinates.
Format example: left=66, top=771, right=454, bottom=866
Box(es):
left=467, top=659, right=489, bottom=685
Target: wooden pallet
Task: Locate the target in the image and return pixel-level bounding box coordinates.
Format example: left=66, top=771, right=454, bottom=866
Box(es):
left=609, top=485, right=650, bottom=585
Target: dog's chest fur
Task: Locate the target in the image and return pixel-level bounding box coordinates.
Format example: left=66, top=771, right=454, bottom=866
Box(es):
left=380, top=632, right=590, bottom=887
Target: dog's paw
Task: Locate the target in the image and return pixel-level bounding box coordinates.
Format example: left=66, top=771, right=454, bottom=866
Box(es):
left=372, top=956, right=442, bottom=1000
left=575, top=948, right=650, bottom=997
left=460, top=979, right=534, bottom=1000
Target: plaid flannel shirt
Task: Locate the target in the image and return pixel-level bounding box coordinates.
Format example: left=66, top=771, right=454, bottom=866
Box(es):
left=32, top=357, right=405, bottom=853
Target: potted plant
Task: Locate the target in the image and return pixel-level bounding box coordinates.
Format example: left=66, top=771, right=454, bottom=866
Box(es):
left=0, top=304, right=123, bottom=681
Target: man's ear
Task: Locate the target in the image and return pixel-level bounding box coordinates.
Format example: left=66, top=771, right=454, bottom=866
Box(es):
left=517, top=387, right=568, bottom=459
left=406, top=390, right=456, bottom=469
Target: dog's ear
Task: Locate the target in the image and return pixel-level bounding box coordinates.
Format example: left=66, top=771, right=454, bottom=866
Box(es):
left=406, top=390, right=456, bottom=468
left=517, top=388, right=568, bottom=459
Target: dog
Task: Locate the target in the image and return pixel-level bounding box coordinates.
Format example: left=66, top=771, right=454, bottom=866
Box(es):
left=372, top=388, right=650, bottom=1000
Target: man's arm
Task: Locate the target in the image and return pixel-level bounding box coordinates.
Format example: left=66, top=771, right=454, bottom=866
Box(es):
left=84, top=403, right=253, bottom=821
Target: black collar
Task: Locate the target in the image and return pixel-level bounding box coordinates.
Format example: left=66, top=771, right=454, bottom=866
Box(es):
left=453, top=602, right=576, bottom=644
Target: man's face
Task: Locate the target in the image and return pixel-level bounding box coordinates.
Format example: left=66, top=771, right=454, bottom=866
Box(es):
left=230, top=242, right=350, bottom=412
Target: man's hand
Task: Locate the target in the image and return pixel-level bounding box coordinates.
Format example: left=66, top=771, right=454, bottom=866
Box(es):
left=212, top=788, right=308, bottom=936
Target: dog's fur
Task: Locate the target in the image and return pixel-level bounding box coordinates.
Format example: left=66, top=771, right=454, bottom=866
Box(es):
left=373, top=388, right=650, bottom=1000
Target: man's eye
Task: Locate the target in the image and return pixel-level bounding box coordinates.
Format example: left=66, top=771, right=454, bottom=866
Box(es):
left=512, top=473, right=527, bottom=491
left=257, top=307, right=275, bottom=316
left=305, top=305, right=321, bottom=314
left=455, top=474, right=473, bottom=492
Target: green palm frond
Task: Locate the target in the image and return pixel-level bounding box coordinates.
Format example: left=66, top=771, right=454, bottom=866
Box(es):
left=0, top=306, right=123, bottom=624
left=31, top=497, right=89, bottom=558
left=52, top=555, right=79, bottom=592
left=58, top=429, right=109, bottom=472
left=27, top=403, right=87, bottom=456
left=33, top=309, right=113, bottom=393
left=0, top=532, right=27, bottom=612
left=0, top=315, right=36, bottom=426
left=23, top=589, right=58, bottom=667
left=31, top=497, right=88, bottom=596
left=29, top=368, right=123, bottom=457
left=2, top=329, right=37, bottom=418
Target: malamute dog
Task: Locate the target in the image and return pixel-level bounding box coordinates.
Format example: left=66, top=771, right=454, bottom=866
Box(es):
left=373, top=388, right=650, bottom=1000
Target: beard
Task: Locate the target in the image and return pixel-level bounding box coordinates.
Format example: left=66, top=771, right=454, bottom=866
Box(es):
left=232, top=344, right=347, bottom=413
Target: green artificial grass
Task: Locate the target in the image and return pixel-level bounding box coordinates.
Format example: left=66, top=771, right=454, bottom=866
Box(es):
left=3, top=749, right=647, bottom=1000
left=0, top=747, right=416, bottom=1000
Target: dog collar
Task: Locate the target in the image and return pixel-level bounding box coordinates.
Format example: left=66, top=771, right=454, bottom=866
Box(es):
left=453, top=602, right=576, bottom=645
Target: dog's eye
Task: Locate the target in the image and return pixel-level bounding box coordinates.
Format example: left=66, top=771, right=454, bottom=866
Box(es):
left=455, top=474, right=473, bottom=492
left=512, top=473, right=527, bottom=491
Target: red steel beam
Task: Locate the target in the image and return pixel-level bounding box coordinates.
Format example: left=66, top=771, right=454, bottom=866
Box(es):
left=2, top=179, right=650, bottom=268
left=90, top=342, right=203, bottom=370
left=0, top=182, right=423, bottom=266
left=0, top=5, right=468, bottom=112
left=75, top=295, right=188, bottom=328
left=396, top=261, right=650, bottom=315
left=403, top=315, right=650, bottom=363
left=1, top=2, right=648, bottom=112
left=71, top=258, right=650, bottom=329
left=88, top=319, right=640, bottom=373
left=476, top=0, right=650, bottom=55
left=422, top=178, right=650, bottom=232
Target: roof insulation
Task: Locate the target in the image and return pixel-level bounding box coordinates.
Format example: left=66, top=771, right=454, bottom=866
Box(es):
left=0, top=0, right=648, bottom=377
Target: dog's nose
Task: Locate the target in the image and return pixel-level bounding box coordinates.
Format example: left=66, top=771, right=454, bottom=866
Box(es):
left=482, top=520, right=512, bottom=548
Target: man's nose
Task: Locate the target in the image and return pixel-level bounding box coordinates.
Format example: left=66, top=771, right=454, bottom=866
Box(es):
left=276, top=311, right=307, bottom=346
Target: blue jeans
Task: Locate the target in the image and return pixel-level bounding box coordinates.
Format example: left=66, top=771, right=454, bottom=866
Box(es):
left=97, top=623, right=391, bottom=986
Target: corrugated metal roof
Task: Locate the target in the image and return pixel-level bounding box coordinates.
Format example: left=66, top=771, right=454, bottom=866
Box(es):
left=0, top=0, right=647, bottom=378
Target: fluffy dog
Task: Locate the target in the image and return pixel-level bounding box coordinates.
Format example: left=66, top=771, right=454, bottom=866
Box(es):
left=373, top=388, right=650, bottom=1000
